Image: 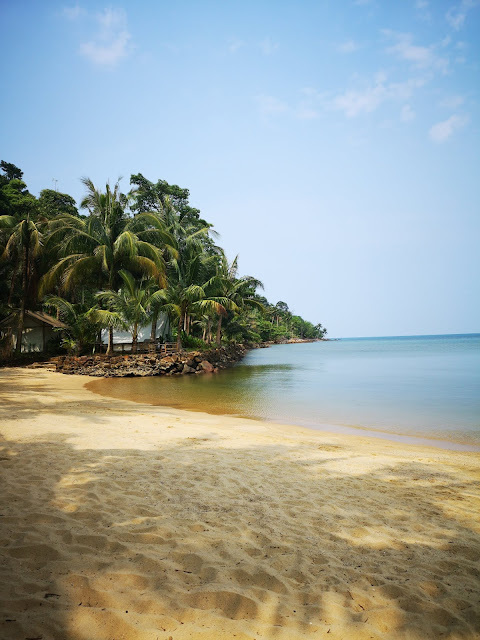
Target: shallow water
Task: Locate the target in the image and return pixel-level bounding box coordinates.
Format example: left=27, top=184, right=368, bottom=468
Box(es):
left=88, top=334, right=480, bottom=450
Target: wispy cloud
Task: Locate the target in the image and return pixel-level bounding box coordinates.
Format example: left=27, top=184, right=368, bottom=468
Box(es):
left=330, top=73, right=424, bottom=118
left=332, top=84, right=385, bottom=117
left=383, top=30, right=449, bottom=74
left=63, top=6, right=132, bottom=66
left=228, top=37, right=245, bottom=53
left=255, top=95, right=289, bottom=116
left=260, top=37, right=279, bottom=55
left=414, top=0, right=431, bottom=21
left=440, top=95, right=465, bottom=109
left=446, top=0, right=480, bottom=30
left=337, top=40, right=359, bottom=54
left=401, top=104, right=415, bottom=122
left=429, top=114, right=468, bottom=142
left=63, top=5, right=86, bottom=20
left=80, top=8, right=132, bottom=66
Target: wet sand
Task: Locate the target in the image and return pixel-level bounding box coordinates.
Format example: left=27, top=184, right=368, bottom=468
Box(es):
left=0, top=368, right=479, bottom=639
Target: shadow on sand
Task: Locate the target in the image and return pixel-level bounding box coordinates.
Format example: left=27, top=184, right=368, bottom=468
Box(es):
left=0, top=432, right=479, bottom=639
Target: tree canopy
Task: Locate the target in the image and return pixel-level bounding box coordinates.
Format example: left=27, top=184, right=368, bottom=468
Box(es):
left=0, top=160, right=327, bottom=356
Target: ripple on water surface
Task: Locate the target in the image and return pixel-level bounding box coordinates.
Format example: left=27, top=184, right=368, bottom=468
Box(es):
left=87, top=335, right=480, bottom=451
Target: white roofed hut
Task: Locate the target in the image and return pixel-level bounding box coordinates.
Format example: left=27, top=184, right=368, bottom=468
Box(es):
left=0, top=310, right=68, bottom=355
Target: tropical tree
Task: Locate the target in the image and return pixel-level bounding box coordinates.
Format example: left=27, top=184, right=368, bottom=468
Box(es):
left=150, top=223, right=225, bottom=350
left=43, top=295, right=101, bottom=354
left=41, top=178, right=173, bottom=354
left=206, top=252, right=264, bottom=345
left=0, top=214, right=43, bottom=352
left=95, top=270, right=165, bottom=353
left=38, top=189, right=78, bottom=219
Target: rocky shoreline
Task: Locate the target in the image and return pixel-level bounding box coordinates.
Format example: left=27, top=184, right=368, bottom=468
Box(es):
left=13, top=338, right=322, bottom=377
left=52, top=344, right=250, bottom=377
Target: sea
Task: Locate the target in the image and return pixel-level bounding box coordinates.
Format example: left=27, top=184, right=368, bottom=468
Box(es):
left=88, top=334, right=480, bottom=451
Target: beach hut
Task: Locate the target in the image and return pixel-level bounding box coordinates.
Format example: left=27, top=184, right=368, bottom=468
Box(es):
left=100, top=313, right=171, bottom=351
left=0, top=310, right=68, bottom=353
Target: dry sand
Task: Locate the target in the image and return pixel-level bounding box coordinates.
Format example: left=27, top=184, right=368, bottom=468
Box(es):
left=0, top=368, right=479, bottom=640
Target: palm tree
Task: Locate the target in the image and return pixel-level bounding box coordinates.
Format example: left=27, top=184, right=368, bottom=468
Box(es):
left=0, top=214, right=43, bottom=353
left=43, top=295, right=101, bottom=355
left=41, top=178, right=173, bottom=354
left=136, top=195, right=226, bottom=350
left=206, top=252, right=264, bottom=346
left=95, top=270, right=165, bottom=353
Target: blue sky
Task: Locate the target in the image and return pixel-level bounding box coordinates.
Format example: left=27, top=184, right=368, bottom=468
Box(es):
left=1, top=0, right=479, bottom=337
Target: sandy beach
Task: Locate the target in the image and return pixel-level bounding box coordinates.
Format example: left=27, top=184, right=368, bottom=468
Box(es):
left=0, top=368, right=479, bottom=640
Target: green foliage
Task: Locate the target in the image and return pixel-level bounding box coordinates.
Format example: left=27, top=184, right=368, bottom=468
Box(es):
left=0, top=163, right=327, bottom=356
left=43, top=295, right=101, bottom=355
left=181, top=333, right=209, bottom=350
left=38, top=189, right=78, bottom=219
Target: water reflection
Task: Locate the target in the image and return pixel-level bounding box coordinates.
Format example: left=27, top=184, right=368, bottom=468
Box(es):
left=87, top=336, right=480, bottom=448
left=89, top=361, right=296, bottom=420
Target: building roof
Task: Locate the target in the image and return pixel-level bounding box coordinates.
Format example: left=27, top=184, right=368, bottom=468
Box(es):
left=0, top=310, right=69, bottom=329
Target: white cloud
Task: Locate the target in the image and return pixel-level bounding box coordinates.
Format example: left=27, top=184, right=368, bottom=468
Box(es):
left=62, top=5, right=86, bottom=20
left=256, top=95, right=288, bottom=116
left=337, top=40, right=359, bottom=54
left=73, top=7, right=132, bottom=66
left=330, top=74, right=424, bottom=118
left=383, top=30, right=449, bottom=74
left=429, top=114, right=468, bottom=142
left=332, top=85, right=385, bottom=117
left=415, top=0, right=431, bottom=21
left=440, top=95, right=465, bottom=108
left=296, top=107, right=320, bottom=120
left=228, top=38, right=245, bottom=53
left=260, top=37, right=279, bottom=55
left=446, top=0, right=480, bottom=30
left=401, top=104, right=415, bottom=122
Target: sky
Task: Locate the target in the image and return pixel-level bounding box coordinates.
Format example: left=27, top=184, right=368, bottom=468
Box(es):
left=1, top=0, right=479, bottom=337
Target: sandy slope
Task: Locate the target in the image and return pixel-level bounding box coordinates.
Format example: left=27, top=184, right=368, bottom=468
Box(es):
left=0, top=368, right=479, bottom=640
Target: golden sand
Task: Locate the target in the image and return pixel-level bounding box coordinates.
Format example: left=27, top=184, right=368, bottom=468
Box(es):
left=0, top=368, right=479, bottom=640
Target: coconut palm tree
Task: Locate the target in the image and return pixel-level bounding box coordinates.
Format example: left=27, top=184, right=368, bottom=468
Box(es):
left=134, top=194, right=226, bottom=350
left=95, top=270, right=166, bottom=353
left=206, top=252, right=264, bottom=346
left=157, top=247, right=229, bottom=351
left=41, top=178, right=173, bottom=354
left=0, top=214, right=43, bottom=353
left=43, top=295, right=101, bottom=355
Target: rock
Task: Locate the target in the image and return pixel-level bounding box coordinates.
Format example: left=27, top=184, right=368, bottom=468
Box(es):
left=182, top=364, right=196, bottom=374
left=199, top=360, right=214, bottom=373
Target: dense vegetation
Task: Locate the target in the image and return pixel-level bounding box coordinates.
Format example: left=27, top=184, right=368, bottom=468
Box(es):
left=0, top=161, right=326, bottom=356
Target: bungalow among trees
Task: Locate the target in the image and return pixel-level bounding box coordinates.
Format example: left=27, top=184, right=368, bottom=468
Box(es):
left=0, top=310, right=68, bottom=354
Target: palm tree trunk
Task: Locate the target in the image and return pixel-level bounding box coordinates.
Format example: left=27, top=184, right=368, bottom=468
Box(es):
left=8, top=263, right=18, bottom=306
left=150, top=308, right=158, bottom=343
left=216, top=315, right=222, bottom=346
left=132, top=322, right=138, bottom=353
left=177, top=314, right=183, bottom=351
left=207, top=317, right=212, bottom=344
left=106, top=326, right=114, bottom=356
left=15, top=247, right=29, bottom=354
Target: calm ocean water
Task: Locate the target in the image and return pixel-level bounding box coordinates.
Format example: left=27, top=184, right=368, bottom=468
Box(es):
left=89, top=334, right=480, bottom=451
